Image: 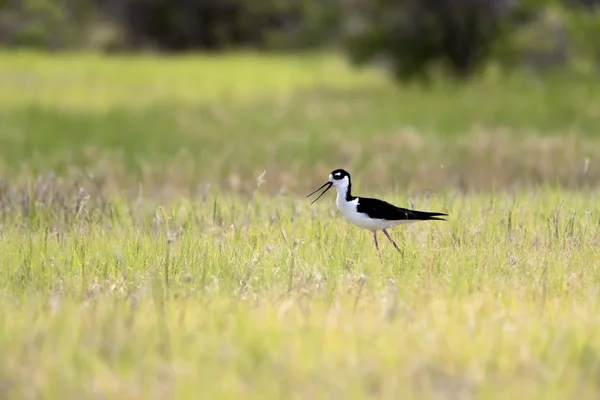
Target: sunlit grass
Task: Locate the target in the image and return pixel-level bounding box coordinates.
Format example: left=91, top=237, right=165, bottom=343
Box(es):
left=1, top=186, right=600, bottom=398
left=1, top=52, right=599, bottom=194
left=0, top=51, right=379, bottom=110
left=1, top=51, right=598, bottom=142
left=2, top=50, right=600, bottom=398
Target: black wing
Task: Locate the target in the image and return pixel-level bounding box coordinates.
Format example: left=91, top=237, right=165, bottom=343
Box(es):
left=356, top=197, right=447, bottom=221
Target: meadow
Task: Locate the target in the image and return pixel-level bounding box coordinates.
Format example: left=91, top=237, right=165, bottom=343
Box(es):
left=1, top=51, right=600, bottom=399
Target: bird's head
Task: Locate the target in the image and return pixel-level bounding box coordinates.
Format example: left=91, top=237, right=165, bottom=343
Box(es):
left=306, top=168, right=351, bottom=204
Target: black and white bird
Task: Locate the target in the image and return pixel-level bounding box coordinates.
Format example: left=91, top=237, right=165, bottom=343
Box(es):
left=307, top=169, right=447, bottom=258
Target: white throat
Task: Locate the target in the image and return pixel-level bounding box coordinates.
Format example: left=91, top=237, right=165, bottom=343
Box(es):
left=334, top=182, right=349, bottom=203
left=331, top=176, right=351, bottom=204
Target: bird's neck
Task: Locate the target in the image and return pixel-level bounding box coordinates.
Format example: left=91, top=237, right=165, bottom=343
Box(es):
left=336, top=182, right=354, bottom=203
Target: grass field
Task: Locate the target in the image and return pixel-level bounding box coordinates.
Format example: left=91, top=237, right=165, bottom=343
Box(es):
left=1, top=51, right=600, bottom=399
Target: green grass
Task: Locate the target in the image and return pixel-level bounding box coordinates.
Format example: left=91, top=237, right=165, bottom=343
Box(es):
left=2, top=51, right=600, bottom=398
left=2, top=187, right=600, bottom=399
left=1, top=51, right=600, bottom=193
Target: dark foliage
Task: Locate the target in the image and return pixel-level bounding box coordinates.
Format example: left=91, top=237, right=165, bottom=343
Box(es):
left=100, top=0, right=303, bottom=51
left=343, top=0, right=525, bottom=81
left=0, top=0, right=598, bottom=82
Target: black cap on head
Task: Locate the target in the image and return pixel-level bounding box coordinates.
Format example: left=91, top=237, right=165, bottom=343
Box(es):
left=330, top=169, right=350, bottom=181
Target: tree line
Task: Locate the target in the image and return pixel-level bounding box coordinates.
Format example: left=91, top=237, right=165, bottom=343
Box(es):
left=1, top=0, right=599, bottom=81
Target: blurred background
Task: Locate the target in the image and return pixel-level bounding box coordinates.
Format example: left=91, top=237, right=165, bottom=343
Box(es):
left=1, top=0, right=600, bottom=198
left=2, top=0, right=599, bottom=75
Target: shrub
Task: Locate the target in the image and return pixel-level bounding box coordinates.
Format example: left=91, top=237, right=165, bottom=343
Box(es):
left=342, top=0, right=525, bottom=82
left=101, top=0, right=305, bottom=51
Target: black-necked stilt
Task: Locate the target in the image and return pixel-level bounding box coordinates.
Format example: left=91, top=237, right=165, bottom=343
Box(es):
left=307, top=169, right=447, bottom=258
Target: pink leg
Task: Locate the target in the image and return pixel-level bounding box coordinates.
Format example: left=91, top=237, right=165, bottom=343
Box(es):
left=382, top=229, right=402, bottom=254
left=372, top=231, right=382, bottom=261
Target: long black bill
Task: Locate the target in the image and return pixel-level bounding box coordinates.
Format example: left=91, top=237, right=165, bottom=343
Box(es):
left=306, top=182, right=333, bottom=205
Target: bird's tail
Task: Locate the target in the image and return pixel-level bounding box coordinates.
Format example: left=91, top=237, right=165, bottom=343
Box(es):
left=412, top=211, right=448, bottom=221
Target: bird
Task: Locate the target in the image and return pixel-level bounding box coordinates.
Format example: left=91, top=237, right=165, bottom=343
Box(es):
left=306, top=168, right=447, bottom=258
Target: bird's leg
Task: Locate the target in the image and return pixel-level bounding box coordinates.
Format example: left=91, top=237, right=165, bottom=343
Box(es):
left=372, top=231, right=382, bottom=261
left=382, top=229, right=402, bottom=255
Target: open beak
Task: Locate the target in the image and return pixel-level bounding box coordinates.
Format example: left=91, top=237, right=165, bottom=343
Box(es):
left=306, top=181, right=333, bottom=205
